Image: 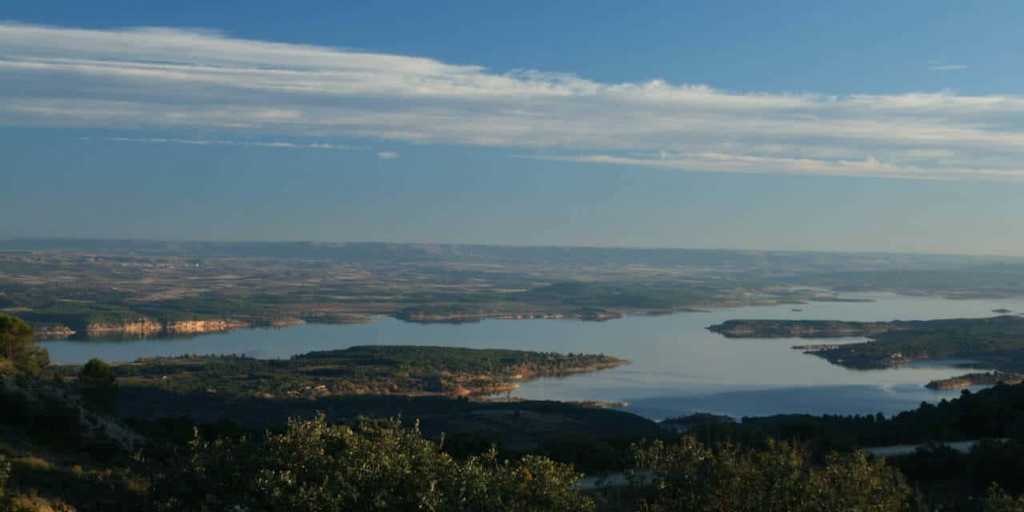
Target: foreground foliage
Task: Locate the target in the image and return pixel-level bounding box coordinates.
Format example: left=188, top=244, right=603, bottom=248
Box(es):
left=152, top=414, right=594, bottom=512
left=4, top=305, right=1024, bottom=510
left=685, top=383, right=1024, bottom=452
left=150, top=418, right=1024, bottom=511
left=986, top=485, right=1024, bottom=512
left=632, top=438, right=912, bottom=512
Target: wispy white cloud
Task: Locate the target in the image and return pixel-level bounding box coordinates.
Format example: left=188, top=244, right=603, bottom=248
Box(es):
left=101, top=137, right=356, bottom=150
left=1, top=23, right=1023, bottom=181
left=376, top=151, right=399, bottom=160
left=928, top=63, right=968, bottom=72
left=529, top=152, right=1024, bottom=182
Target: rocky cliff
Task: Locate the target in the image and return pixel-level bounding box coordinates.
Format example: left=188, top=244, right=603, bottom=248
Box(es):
left=165, top=319, right=249, bottom=334
left=80, top=317, right=253, bottom=338
left=85, top=318, right=163, bottom=337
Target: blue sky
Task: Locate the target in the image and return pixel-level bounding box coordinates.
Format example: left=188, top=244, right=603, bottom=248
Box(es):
left=2, top=1, right=1024, bottom=254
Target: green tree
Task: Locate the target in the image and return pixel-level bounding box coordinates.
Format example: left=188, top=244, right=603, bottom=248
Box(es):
left=80, top=358, right=118, bottom=413
left=79, top=358, right=115, bottom=388
left=632, top=437, right=912, bottom=512
left=153, top=414, right=594, bottom=512
left=0, top=314, right=48, bottom=375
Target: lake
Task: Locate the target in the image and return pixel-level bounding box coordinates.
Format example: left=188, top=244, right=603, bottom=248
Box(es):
left=42, top=292, right=1024, bottom=420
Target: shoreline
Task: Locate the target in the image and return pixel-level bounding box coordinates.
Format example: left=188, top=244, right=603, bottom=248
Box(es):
left=70, top=346, right=632, bottom=401
left=39, top=293, right=1020, bottom=422
left=34, top=292, right=880, bottom=342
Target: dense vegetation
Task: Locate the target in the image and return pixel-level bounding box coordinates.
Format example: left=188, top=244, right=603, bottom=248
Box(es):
left=151, top=414, right=594, bottom=512
left=146, top=414, right=1024, bottom=512
left=819, top=316, right=1024, bottom=371
left=0, top=314, right=47, bottom=375
left=680, top=383, right=1024, bottom=449
left=708, top=319, right=893, bottom=338
left=632, top=438, right=911, bottom=511
left=0, top=316, right=147, bottom=510
left=711, top=316, right=1024, bottom=371
left=97, top=345, right=626, bottom=399
left=6, top=310, right=1024, bottom=509
left=137, top=415, right=1024, bottom=511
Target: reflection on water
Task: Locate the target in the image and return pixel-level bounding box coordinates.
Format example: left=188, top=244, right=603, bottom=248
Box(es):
left=42, top=292, right=1024, bottom=419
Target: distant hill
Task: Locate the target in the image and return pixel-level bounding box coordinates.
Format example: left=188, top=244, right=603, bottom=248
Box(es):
left=1, top=237, right=1015, bottom=273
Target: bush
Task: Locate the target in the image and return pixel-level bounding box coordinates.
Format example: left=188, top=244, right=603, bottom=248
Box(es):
left=79, top=358, right=118, bottom=413
left=632, top=437, right=912, bottom=512
left=152, top=414, right=594, bottom=512
left=6, top=493, right=75, bottom=511
left=986, top=485, right=1024, bottom=512
left=79, top=359, right=115, bottom=388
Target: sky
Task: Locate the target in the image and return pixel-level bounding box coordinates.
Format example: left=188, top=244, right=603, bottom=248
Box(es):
left=2, top=1, right=1024, bottom=255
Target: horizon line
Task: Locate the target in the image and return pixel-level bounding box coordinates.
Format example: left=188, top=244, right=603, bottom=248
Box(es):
left=1, top=235, right=1020, bottom=260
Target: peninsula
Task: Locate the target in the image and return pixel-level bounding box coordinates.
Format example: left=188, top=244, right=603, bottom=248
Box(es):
left=708, top=316, right=1024, bottom=371
left=925, top=371, right=1024, bottom=390
left=707, top=319, right=897, bottom=338
left=82, top=345, right=629, bottom=399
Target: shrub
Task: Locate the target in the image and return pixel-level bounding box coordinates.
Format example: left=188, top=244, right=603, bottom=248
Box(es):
left=152, top=414, right=594, bottom=512
left=632, top=437, right=912, bottom=512
left=79, top=359, right=115, bottom=388
left=986, top=485, right=1024, bottom=512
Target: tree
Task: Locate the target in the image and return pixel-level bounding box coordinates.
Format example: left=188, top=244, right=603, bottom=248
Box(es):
left=631, top=437, right=912, bottom=512
left=0, top=314, right=48, bottom=375
left=79, top=358, right=115, bottom=388
left=0, top=314, right=32, bottom=361
left=80, top=358, right=118, bottom=412
left=152, top=414, right=594, bottom=512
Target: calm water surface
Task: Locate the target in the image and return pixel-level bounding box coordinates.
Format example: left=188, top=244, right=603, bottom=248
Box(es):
left=42, top=293, right=1024, bottom=420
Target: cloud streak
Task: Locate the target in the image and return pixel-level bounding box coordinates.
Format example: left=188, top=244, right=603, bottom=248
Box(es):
left=928, top=63, right=968, bottom=72
left=2, top=22, right=1024, bottom=181
left=102, top=137, right=356, bottom=150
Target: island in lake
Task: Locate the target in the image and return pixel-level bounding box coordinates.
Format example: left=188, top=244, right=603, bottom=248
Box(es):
left=708, top=315, right=1024, bottom=373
